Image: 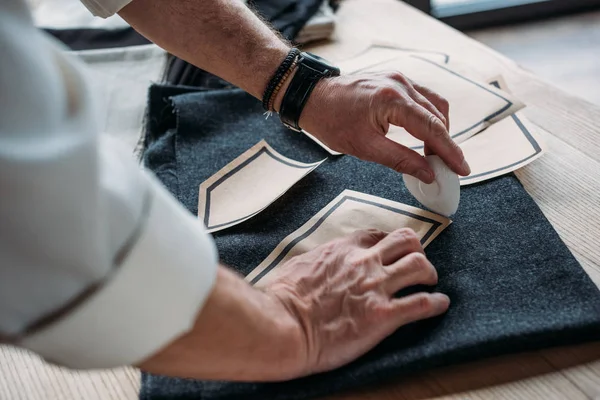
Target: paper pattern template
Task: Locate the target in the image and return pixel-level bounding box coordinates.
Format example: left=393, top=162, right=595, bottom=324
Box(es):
left=198, top=140, right=324, bottom=233
left=246, top=190, right=451, bottom=285
left=342, top=43, right=450, bottom=68
left=301, top=130, right=343, bottom=156
left=336, top=52, right=524, bottom=150
left=459, top=80, right=545, bottom=185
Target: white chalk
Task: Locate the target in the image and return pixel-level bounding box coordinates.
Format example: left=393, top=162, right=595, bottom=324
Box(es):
left=403, top=155, right=460, bottom=217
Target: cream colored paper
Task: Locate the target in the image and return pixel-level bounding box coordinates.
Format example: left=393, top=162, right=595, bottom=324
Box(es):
left=246, top=190, right=451, bottom=285
left=342, top=42, right=450, bottom=67
left=198, top=140, right=325, bottom=233
left=459, top=79, right=545, bottom=186
left=335, top=51, right=524, bottom=150
left=301, top=130, right=343, bottom=155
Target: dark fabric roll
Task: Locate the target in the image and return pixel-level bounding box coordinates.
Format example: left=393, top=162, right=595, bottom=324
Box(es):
left=140, top=84, right=600, bottom=400
left=43, top=27, right=150, bottom=51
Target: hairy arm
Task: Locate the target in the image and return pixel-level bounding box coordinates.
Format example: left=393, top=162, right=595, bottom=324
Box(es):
left=137, top=229, right=449, bottom=381
left=138, top=266, right=306, bottom=381
left=119, top=0, right=469, bottom=180
left=120, top=0, right=288, bottom=100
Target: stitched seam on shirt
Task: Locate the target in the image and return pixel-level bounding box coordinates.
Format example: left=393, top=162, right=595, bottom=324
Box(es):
left=9, top=188, right=154, bottom=343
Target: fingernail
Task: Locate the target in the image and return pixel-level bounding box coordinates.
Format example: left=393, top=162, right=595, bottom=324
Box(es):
left=416, top=169, right=434, bottom=183
left=432, top=293, right=451, bottom=311
left=460, top=158, right=471, bottom=176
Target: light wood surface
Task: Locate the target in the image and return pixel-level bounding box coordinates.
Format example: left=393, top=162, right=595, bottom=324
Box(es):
left=469, top=10, right=600, bottom=106
left=2, top=1, right=599, bottom=399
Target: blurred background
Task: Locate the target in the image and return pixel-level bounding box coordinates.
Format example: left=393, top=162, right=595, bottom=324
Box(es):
left=30, top=0, right=600, bottom=107
left=405, top=0, right=600, bottom=105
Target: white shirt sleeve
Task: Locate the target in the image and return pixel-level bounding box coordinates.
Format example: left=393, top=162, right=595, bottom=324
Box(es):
left=0, top=0, right=218, bottom=369
left=79, top=0, right=133, bottom=18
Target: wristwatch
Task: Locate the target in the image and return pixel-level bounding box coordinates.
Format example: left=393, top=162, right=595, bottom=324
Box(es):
left=279, top=52, right=340, bottom=132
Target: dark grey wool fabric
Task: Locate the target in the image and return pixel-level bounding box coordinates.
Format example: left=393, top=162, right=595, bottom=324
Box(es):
left=140, top=84, right=600, bottom=400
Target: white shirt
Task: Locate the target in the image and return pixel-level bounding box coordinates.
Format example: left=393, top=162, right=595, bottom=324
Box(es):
left=0, top=0, right=218, bottom=368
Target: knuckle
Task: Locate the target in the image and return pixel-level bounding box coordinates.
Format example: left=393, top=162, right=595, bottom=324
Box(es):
left=425, top=263, right=439, bottom=285
left=437, top=113, right=448, bottom=125
left=394, top=228, right=419, bottom=245
left=407, top=253, right=438, bottom=284
left=376, top=86, right=400, bottom=102
left=428, top=114, right=447, bottom=138
left=388, top=71, right=408, bottom=83
left=347, top=251, right=378, bottom=269
left=391, top=157, right=412, bottom=173
left=363, top=228, right=386, bottom=242
left=360, top=227, right=385, bottom=237
left=407, top=251, right=428, bottom=267
left=438, top=96, right=450, bottom=110
left=416, top=293, right=434, bottom=313
left=371, top=301, right=393, bottom=319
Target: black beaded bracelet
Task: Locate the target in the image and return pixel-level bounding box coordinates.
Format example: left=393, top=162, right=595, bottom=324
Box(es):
left=262, top=48, right=301, bottom=111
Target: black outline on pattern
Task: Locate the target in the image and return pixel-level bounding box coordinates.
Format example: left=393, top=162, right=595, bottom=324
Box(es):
left=203, top=146, right=316, bottom=230
left=250, top=195, right=443, bottom=284
left=459, top=81, right=542, bottom=182
left=350, top=54, right=515, bottom=149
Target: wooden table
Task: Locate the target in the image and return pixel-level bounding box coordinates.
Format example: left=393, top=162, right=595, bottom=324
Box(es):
left=2, top=1, right=599, bottom=399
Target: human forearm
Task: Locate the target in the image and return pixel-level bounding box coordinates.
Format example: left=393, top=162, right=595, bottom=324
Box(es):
left=119, top=0, right=289, bottom=99
left=119, top=0, right=469, bottom=185
left=137, top=266, right=306, bottom=382
left=137, top=229, right=451, bottom=382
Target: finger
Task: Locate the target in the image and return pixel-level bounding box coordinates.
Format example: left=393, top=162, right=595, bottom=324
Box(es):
left=362, top=134, right=434, bottom=183
left=390, top=292, right=450, bottom=326
left=349, top=229, right=388, bottom=248
left=413, top=83, right=450, bottom=131
left=408, top=88, right=447, bottom=130
left=416, top=86, right=447, bottom=158
left=389, top=73, right=447, bottom=129
left=369, top=228, right=423, bottom=265
left=389, top=100, right=470, bottom=176
left=384, top=252, right=437, bottom=294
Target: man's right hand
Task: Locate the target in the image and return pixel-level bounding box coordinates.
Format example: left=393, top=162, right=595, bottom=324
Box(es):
left=262, top=228, right=449, bottom=378
left=138, top=228, right=448, bottom=382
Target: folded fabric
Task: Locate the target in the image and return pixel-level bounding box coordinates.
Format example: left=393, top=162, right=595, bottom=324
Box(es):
left=295, top=2, right=336, bottom=44
left=33, top=0, right=130, bottom=30
left=45, top=27, right=149, bottom=50
left=71, top=44, right=166, bottom=154
left=140, top=85, right=600, bottom=400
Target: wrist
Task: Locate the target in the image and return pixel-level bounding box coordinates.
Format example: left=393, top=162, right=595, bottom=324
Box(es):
left=259, top=288, right=309, bottom=380
left=296, top=76, right=338, bottom=133
left=274, top=52, right=341, bottom=131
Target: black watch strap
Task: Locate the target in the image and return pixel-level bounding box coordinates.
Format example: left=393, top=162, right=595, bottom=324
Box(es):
left=279, top=53, right=340, bottom=132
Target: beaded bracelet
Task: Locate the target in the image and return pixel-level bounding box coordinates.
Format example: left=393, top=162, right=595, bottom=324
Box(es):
left=262, top=48, right=300, bottom=111
left=267, top=57, right=299, bottom=112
